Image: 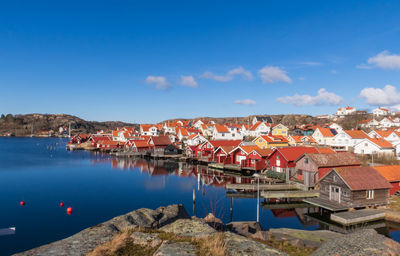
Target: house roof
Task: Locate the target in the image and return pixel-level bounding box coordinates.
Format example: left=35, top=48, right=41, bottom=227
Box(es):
left=373, top=165, right=400, bottom=182
left=374, top=130, right=393, bottom=138
left=258, top=135, right=289, bottom=143
left=316, top=147, right=336, bottom=154
left=177, top=128, right=189, bottom=136
left=214, top=124, right=229, bottom=133
left=317, top=127, right=337, bottom=137
left=274, top=147, right=320, bottom=162
left=150, top=136, right=171, bottom=146
left=187, top=134, right=198, bottom=140
left=302, top=152, right=360, bottom=167
left=366, top=138, right=393, bottom=148
left=252, top=148, right=274, bottom=157
left=343, top=130, right=369, bottom=139
left=132, top=140, right=149, bottom=148
left=333, top=167, right=392, bottom=191
left=231, top=145, right=261, bottom=155
left=208, top=140, right=242, bottom=148
left=249, top=121, right=270, bottom=131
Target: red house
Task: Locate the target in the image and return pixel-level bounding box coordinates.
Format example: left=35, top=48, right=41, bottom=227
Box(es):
left=374, top=165, right=400, bottom=195
left=243, top=147, right=273, bottom=170
left=268, top=146, right=322, bottom=174
left=148, top=135, right=172, bottom=149
left=214, top=146, right=237, bottom=164
left=198, top=140, right=242, bottom=162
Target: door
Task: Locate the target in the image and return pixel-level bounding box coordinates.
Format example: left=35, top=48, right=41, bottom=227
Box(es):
left=330, top=185, right=341, bottom=203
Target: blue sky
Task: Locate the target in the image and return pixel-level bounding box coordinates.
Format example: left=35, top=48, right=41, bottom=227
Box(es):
left=0, top=1, right=400, bottom=123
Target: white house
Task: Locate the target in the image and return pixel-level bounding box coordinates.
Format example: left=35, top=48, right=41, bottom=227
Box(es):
left=330, top=130, right=369, bottom=150
left=312, top=127, right=337, bottom=145
left=373, top=107, right=393, bottom=117
left=248, top=122, right=271, bottom=137
left=252, top=116, right=272, bottom=125
left=385, top=131, right=400, bottom=144
left=211, top=125, right=243, bottom=140
left=336, top=107, right=356, bottom=117
left=186, top=134, right=207, bottom=146
left=140, top=124, right=159, bottom=136
left=378, top=117, right=397, bottom=128
left=360, top=119, right=379, bottom=128
left=354, top=138, right=394, bottom=156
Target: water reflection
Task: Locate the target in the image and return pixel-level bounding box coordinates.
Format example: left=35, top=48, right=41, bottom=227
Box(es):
left=104, top=156, right=400, bottom=239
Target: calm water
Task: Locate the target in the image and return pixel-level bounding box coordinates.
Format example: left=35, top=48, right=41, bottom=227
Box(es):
left=0, top=137, right=399, bottom=255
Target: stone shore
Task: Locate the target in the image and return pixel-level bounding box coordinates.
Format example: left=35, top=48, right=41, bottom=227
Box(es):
left=14, top=204, right=400, bottom=256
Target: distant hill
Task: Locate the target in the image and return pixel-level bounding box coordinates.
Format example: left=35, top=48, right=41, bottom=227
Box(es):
left=163, top=114, right=325, bottom=128
left=0, top=113, right=138, bottom=136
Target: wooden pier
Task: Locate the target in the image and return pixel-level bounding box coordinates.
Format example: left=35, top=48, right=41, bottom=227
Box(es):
left=261, top=190, right=319, bottom=199
left=226, top=183, right=299, bottom=191
left=330, top=209, right=386, bottom=225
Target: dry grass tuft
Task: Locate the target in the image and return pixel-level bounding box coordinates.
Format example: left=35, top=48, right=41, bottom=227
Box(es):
left=195, top=232, right=226, bottom=256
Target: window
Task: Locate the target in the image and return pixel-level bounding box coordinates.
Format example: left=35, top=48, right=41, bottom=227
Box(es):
left=305, top=158, right=308, bottom=164
left=333, top=175, right=336, bottom=182
left=259, top=139, right=262, bottom=143
left=277, top=156, right=280, bottom=160
left=367, top=190, right=374, bottom=199
left=222, top=134, right=225, bottom=137
left=365, top=143, right=368, bottom=146
left=298, top=169, right=303, bottom=175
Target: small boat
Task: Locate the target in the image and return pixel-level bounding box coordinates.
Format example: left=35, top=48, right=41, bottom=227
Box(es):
left=0, top=227, right=16, bottom=236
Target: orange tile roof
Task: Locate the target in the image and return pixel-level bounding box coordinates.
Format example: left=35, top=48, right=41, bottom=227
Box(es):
left=237, top=145, right=261, bottom=154
left=259, top=135, right=288, bottom=143
left=373, top=165, right=400, bottom=182
left=112, top=130, right=119, bottom=137
left=374, top=130, right=393, bottom=138
left=317, top=128, right=336, bottom=137
left=344, top=130, right=369, bottom=139
left=187, top=134, right=198, bottom=140
left=275, top=146, right=320, bottom=161
left=132, top=140, right=149, bottom=148
left=316, top=147, right=336, bottom=154
left=367, top=138, right=393, bottom=148
left=334, top=167, right=391, bottom=190
left=214, top=124, right=229, bottom=133
left=252, top=148, right=273, bottom=157
left=208, top=140, right=242, bottom=148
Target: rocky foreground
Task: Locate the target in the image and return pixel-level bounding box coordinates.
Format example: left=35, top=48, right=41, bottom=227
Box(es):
left=14, top=204, right=400, bottom=256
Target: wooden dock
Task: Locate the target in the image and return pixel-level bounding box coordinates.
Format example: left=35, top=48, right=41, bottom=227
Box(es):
left=261, top=202, right=309, bottom=209
left=226, top=183, right=299, bottom=191
left=208, top=163, right=242, bottom=171
left=261, top=190, right=319, bottom=199
left=303, top=198, right=352, bottom=212
left=330, top=209, right=386, bottom=225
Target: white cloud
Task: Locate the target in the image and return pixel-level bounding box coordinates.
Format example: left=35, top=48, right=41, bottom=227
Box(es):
left=360, top=85, right=400, bottom=106
left=357, top=51, right=400, bottom=70
left=368, top=51, right=400, bottom=70
left=180, top=75, right=198, bottom=88
left=277, top=88, right=343, bottom=106
left=200, top=66, right=253, bottom=82
left=258, top=66, right=292, bottom=83
left=145, top=76, right=170, bottom=90
left=234, top=99, right=257, bottom=105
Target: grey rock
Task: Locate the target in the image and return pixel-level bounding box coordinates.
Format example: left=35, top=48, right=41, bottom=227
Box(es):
left=131, top=231, right=162, bottom=248
left=13, top=223, right=119, bottom=256
left=266, top=228, right=343, bottom=248
left=160, top=219, right=217, bottom=238
left=224, top=232, right=288, bottom=256
left=14, top=204, right=189, bottom=256
left=153, top=241, right=198, bottom=256
left=311, top=229, right=400, bottom=256
left=203, top=213, right=225, bottom=231
left=227, top=221, right=262, bottom=237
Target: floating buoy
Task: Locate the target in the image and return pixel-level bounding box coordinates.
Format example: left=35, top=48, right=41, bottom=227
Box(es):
left=20, top=201, right=25, bottom=206
left=66, top=207, right=73, bottom=215
left=60, top=202, right=64, bottom=207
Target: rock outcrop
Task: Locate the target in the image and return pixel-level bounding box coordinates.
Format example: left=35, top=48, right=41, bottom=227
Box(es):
left=311, top=229, right=400, bottom=256
left=14, top=204, right=189, bottom=256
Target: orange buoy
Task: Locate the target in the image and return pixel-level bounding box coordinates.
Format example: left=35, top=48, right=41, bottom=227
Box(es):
left=66, top=207, right=73, bottom=215
left=60, top=202, right=64, bottom=207
left=20, top=201, right=25, bottom=206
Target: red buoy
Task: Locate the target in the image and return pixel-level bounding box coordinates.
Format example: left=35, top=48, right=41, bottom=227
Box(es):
left=60, top=202, right=64, bottom=207
left=20, top=201, right=25, bottom=206
left=66, top=207, right=73, bottom=215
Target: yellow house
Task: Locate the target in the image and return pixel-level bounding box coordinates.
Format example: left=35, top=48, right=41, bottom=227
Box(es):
left=253, top=135, right=289, bottom=149
left=271, top=124, right=289, bottom=136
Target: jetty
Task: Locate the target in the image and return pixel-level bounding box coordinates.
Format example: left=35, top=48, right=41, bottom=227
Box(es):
left=330, top=209, right=386, bottom=225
